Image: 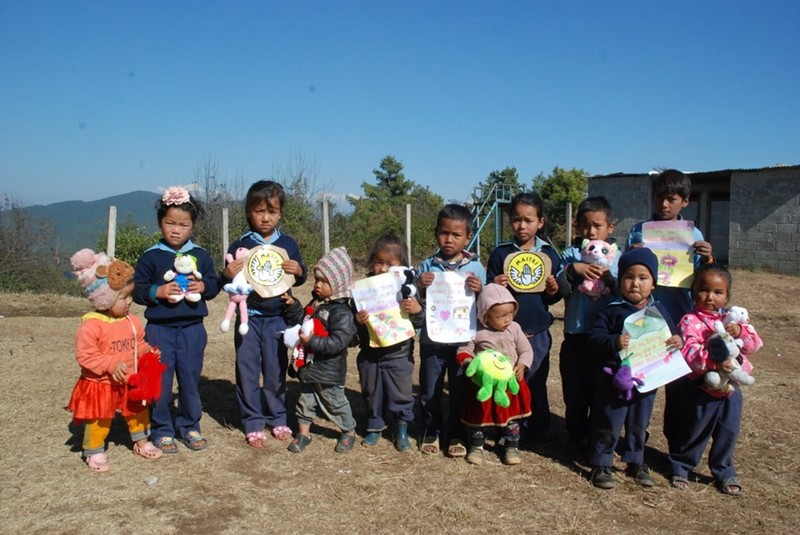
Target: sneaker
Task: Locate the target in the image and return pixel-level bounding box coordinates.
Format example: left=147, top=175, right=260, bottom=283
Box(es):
left=628, top=463, right=655, bottom=487
left=362, top=431, right=381, bottom=447
left=503, top=446, right=521, bottom=465
left=334, top=432, right=356, bottom=453
left=591, top=466, right=615, bottom=489
left=465, top=447, right=484, bottom=465
left=287, top=434, right=312, bottom=453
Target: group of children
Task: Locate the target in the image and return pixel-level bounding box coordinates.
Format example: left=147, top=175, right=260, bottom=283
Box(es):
left=67, top=171, right=762, bottom=497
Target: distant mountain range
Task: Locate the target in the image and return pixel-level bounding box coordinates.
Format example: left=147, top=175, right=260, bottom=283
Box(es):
left=26, top=191, right=162, bottom=255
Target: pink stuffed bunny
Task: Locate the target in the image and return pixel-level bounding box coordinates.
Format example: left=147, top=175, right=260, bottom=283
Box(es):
left=220, top=248, right=252, bottom=336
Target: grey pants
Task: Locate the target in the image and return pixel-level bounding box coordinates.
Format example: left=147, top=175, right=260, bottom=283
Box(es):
left=296, top=382, right=356, bottom=433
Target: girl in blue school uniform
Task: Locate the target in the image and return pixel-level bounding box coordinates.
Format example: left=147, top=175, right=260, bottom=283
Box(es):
left=486, top=192, right=561, bottom=444
left=133, top=186, right=221, bottom=453
left=221, top=180, right=307, bottom=448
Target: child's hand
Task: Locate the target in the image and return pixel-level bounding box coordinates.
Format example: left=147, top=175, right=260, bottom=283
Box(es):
left=299, top=330, right=313, bottom=344
left=418, top=272, right=435, bottom=288
left=465, top=273, right=483, bottom=294
left=665, top=334, right=684, bottom=350
left=281, top=292, right=295, bottom=307
left=224, top=257, right=245, bottom=278
left=544, top=275, right=558, bottom=296
left=187, top=279, right=205, bottom=294
left=718, top=359, right=734, bottom=373
left=693, top=240, right=714, bottom=261
left=578, top=262, right=606, bottom=281
left=493, top=274, right=509, bottom=287
left=461, top=357, right=473, bottom=369
left=282, top=260, right=303, bottom=276
left=356, top=310, right=370, bottom=325
left=617, top=333, right=630, bottom=350
left=156, top=282, right=180, bottom=300
left=513, top=363, right=527, bottom=381
left=725, top=322, right=742, bottom=338
left=111, top=362, right=127, bottom=383
left=400, top=297, right=422, bottom=315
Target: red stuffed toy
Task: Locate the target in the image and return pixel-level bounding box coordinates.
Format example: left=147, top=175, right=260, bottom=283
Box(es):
left=284, top=305, right=329, bottom=373
left=128, top=350, right=167, bottom=406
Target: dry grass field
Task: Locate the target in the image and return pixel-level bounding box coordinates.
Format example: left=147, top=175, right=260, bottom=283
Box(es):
left=1, top=268, right=798, bottom=534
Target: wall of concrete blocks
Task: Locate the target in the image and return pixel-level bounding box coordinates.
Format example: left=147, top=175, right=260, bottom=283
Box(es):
left=587, top=175, right=651, bottom=248
left=728, top=168, right=800, bottom=274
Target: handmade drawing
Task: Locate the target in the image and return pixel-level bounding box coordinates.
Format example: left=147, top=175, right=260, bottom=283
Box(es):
left=641, top=220, right=695, bottom=288
left=352, top=272, right=415, bottom=347
left=424, top=271, right=476, bottom=344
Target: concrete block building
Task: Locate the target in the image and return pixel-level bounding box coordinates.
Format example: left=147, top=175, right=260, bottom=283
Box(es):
left=587, top=165, right=800, bottom=274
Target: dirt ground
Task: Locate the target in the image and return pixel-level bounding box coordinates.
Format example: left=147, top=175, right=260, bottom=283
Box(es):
left=1, top=268, right=799, bottom=534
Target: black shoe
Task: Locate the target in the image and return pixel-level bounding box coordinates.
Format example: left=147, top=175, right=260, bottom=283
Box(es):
left=287, top=434, right=311, bottom=453
left=591, top=466, right=615, bottom=489
left=628, top=463, right=655, bottom=487
left=335, top=432, right=356, bottom=453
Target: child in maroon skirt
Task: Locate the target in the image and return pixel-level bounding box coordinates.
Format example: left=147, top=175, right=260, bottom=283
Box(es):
left=456, top=283, right=533, bottom=465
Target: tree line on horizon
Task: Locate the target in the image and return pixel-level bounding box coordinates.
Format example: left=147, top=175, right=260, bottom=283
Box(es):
left=0, top=155, right=588, bottom=294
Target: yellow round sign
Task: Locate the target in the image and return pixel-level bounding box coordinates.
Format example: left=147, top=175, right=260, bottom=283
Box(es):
left=244, top=245, right=295, bottom=298
left=503, top=251, right=552, bottom=293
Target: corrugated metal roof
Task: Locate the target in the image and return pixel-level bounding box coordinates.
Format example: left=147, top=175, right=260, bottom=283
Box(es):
left=591, top=164, right=800, bottom=179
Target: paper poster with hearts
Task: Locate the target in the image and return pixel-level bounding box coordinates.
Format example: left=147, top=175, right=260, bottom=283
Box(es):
left=621, top=306, right=690, bottom=393
left=425, top=271, right=477, bottom=344
left=352, top=272, right=416, bottom=348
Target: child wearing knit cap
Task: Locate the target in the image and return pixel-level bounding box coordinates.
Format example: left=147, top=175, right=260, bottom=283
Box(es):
left=68, top=248, right=164, bottom=472
left=284, top=247, right=358, bottom=453
left=587, top=247, right=684, bottom=489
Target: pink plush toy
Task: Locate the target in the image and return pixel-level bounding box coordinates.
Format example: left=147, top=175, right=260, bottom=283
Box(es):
left=578, top=239, right=617, bottom=300
left=220, top=248, right=252, bottom=336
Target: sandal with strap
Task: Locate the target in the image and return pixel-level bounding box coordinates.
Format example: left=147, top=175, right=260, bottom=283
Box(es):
left=718, top=476, right=743, bottom=497
left=133, top=441, right=164, bottom=460
left=86, top=452, right=110, bottom=472
left=246, top=431, right=266, bottom=449
left=182, top=431, right=208, bottom=451
left=670, top=475, right=690, bottom=490
left=420, top=435, right=440, bottom=455
left=271, top=426, right=293, bottom=441
left=155, top=437, right=179, bottom=454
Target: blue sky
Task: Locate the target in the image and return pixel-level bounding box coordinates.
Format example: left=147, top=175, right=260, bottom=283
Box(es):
left=1, top=1, right=798, bottom=208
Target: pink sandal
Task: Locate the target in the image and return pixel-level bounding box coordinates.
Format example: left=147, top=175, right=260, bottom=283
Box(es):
left=246, top=431, right=266, bottom=448
left=86, top=453, right=110, bottom=472
left=271, top=426, right=293, bottom=441
left=133, top=441, right=164, bottom=460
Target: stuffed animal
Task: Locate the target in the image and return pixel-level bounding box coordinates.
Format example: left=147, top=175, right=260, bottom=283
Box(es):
left=163, top=254, right=202, bottom=303
left=705, top=320, right=754, bottom=394
left=577, top=239, right=617, bottom=300
left=388, top=266, right=417, bottom=300
left=128, top=349, right=167, bottom=406
left=220, top=248, right=252, bottom=335
left=603, top=356, right=644, bottom=401
left=283, top=306, right=329, bottom=372
left=464, top=349, right=520, bottom=408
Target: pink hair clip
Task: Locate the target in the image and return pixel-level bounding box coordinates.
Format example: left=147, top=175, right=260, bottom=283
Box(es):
left=162, top=186, right=191, bottom=206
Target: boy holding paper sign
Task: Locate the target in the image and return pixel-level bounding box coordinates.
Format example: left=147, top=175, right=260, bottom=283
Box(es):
left=417, top=204, right=485, bottom=457
left=588, top=248, right=683, bottom=489
left=625, top=169, right=714, bottom=450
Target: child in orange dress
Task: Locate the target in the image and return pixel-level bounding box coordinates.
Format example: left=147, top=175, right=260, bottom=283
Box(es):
left=68, top=249, right=164, bottom=472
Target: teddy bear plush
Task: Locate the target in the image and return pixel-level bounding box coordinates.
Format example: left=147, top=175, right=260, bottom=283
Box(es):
left=220, top=247, right=252, bottom=335
left=577, top=239, right=617, bottom=300
left=388, top=266, right=417, bottom=300
left=283, top=306, right=329, bottom=372
left=705, top=320, right=755, bottom=394
left=603, top=356, right=644, bottom=401
left=464, top=349, right=520, bottom=408
left=163, top=254, right=202, bottom=303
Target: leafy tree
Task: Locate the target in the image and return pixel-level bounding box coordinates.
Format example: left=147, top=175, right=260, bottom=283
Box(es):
left=0, top=194, right=73, bottom=293
left=532, top=166, right=589, bottom=248
left=471, top=167, right=525, bottom=259
left=98, top=215, right=159, bottom=267
left=346, top=155, right=442, bottom=265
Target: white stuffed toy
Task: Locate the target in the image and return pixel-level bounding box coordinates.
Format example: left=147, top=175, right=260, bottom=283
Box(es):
left=164, top=254, right=202, bottom=303
left=220, top=247, right=252, bottom=335
left=283, top=312, right=327, bottom=372
left=723, top=305, right=758, bottom=336
left=704, top=320, right=755, bottom=394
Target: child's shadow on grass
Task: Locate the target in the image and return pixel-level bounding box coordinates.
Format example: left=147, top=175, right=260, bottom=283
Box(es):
left=65, top=413, right=139, bottom=453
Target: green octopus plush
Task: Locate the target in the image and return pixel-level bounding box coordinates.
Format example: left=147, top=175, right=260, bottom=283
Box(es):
left=465, top=349, right=519, bottom=408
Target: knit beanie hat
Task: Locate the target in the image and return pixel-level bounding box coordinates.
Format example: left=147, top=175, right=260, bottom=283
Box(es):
left=314, top=246, right=354, bottom=301
left=70, top=248, right=135, bottom=310
left=617, top=247, right=659, bottom=284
